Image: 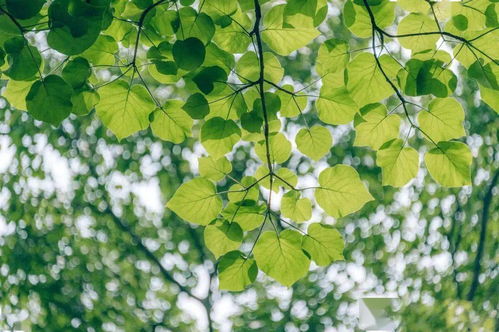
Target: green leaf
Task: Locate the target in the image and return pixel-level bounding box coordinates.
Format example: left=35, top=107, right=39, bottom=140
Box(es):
left=227, top=176, right=260, bottom=203
left=0, top=16, right=19, bottom=46
left=302, top=223, right=344, bottom=266
left=468, top=60, right=499, bottom=90
left=316, top=39, right=349, bottom=77
left=177, top=8, right=215, bottom=44
left=344, top=0, right=395, bottom=38
left=193, top=66, right=228, bottom=94
left=274, top=168, right=298, bottom=191
left=204, top=220, right=243, bottom=259
left=6, top=0, right=45, bottom=20
left=276, top=86, right=307, bottom=118
left=2, top=79, right=33, bottom=110
left=479, top=84, right=499, bottom=113
left=204, top=0, right=238, bottom=20
left=281, top=191, right=312, bottom=223
left=398, top=59, right=457, bottom=98
left=315, top=165, right=374, bottom=218
left=80, top=35, right=118, bottom=66
left=95, top=81, right=156, bottom=140
left=201, top=117, right=241, bottom=157
left=424, top=141, right=472, bottom=187
left=376, top=139, right=419, bottom=187
left=62, top=57, right=91, bottom=89
left=183, top=93, right=210, bottom=119
left=241, top=110, right=263, bottom=133
left=71, top=89, right=100, bottom=116
left=285, top=0, right=328, bottom=26
left=221, top=202, right=265, bottom=231
left=3, top=37, right=42, bottom=81
left=346, top=53, right=397, bottom=107
left=253, top=230, right=310, bottom=286
left=316, top=87, right=358, bottom=125
left=218, top=251, right=257, bottom=291
left=47, top=0, right=109, bottom=55
left=213, top=8, right=252, bottom=53
left=236, top=51, right=283, bottom=83
left=354, top=103, right=401, bottom=150
left=397, top=13, right=440, bottom=52
left=151, top=8, right=178, bottom=37
left=417, top=98, right=466, bottom=143
left=166, top=177, right=222, bottom=225
left=204, top=43, right=235, bottom=73
left=295, top=125, right=333, bottom=161
left=150, top=100, right=192, bottom=144
left=255, top=133, right=292, bottom=164
left=198, top=156, right=232, bottom=182
left=26, top=75, right=73, bottom=126
left=261, top=5, right=320, bottom=55
left=173, top=37, right=206, bottom=71
left=148, top=61, right=180, bottom=84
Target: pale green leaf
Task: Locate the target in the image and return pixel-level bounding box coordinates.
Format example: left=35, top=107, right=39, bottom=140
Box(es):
left=150, top=100, right=192, bottom=144
left=96, top=81, right=156, bottom=140
left=296, top=125, right=333, bottom=161
left=276, top=86, right=307, bottom=118
left=354, top=103, right=401, bottom=150
left=397, top=13, right=440, bottom=52
left=218, top=251, right=257, bottom=291
left=2, top=79, right=33, bottom=110
left=198, top=156, right=232, bottom=181
left=346, top=53, right=397, bottom=107
left=376, top=139, right=419, bottom=187
left=204, top=220, right=243, bottom=258
left=316, top=39, right=349, bottom=77
left=262, top=6, right=319, bottom=55
left=227, top=176, right=260, bottom=203
left=281, top=191, right=312, bottom=223
left=417, top=98, right=466, bottom=143
left=255, top=133, right=292, bottom=164
left=479, top=84, right=499, bottom=113
left=424, top=141, right=472, bottom=187
left=253, top=230, right=310, bottom=286
left=302, top=223, right=344, bottom=266
left=221, top=202, right=265, bottom=231
left=236, top=51, right=283, bottom=83
left=316, top=87, right=358, bottom=125
left=344, top=0, right=395, bottom=38
left=315, top=165, right=374, bottom=218
left=201, top=117, right=241, bottom=157
left=166, top=178, right=222, bottom=225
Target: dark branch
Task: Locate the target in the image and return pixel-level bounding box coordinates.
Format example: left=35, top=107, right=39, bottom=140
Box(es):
left=467, top=170, right=498, bottom=300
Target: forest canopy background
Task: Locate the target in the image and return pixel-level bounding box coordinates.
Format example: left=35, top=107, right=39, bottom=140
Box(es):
left=0, top=0, right=497, bottom=331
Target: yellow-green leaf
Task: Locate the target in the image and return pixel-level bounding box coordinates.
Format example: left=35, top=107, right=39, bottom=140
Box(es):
left=315, top=165, right=374, bottom=218
left=354, top=103, right=401, bottom=150
left=302, top=223, right=344, bottom=266
left=376, top=139, right=419, bottom=187
left=166, top=178, right=222, bottom=225
left=424, top=141, right=472, bottom=187
left=253, top=230, right=310, bottom=286
left=417, top=98, right=466, bottom=143
left=295, top=125, right=333, bottom=161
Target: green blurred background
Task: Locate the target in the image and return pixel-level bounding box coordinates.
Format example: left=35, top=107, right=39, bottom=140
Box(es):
left=0, top=1, right=497, bottom=331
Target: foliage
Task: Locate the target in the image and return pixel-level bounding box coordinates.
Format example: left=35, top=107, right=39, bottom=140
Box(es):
left=0, top=0, right=497, bottom=299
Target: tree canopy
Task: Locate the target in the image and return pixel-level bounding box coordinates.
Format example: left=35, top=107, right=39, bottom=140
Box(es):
left=0, top=0, right=497, bottom=331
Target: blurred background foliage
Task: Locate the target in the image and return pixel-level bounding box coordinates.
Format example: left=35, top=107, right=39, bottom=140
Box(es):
left=0, top=0, right=498, bottom=331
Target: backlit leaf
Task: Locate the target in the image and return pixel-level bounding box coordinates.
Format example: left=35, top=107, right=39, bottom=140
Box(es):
left=315, top=165, right=374, bottom=218
left=166, top=177, right=222, bottom=225
left=253, top=230, right=310, bottom=286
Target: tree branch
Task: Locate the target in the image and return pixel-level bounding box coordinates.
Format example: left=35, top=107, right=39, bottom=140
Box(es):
left=467, top=170, right=498, bottom=301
